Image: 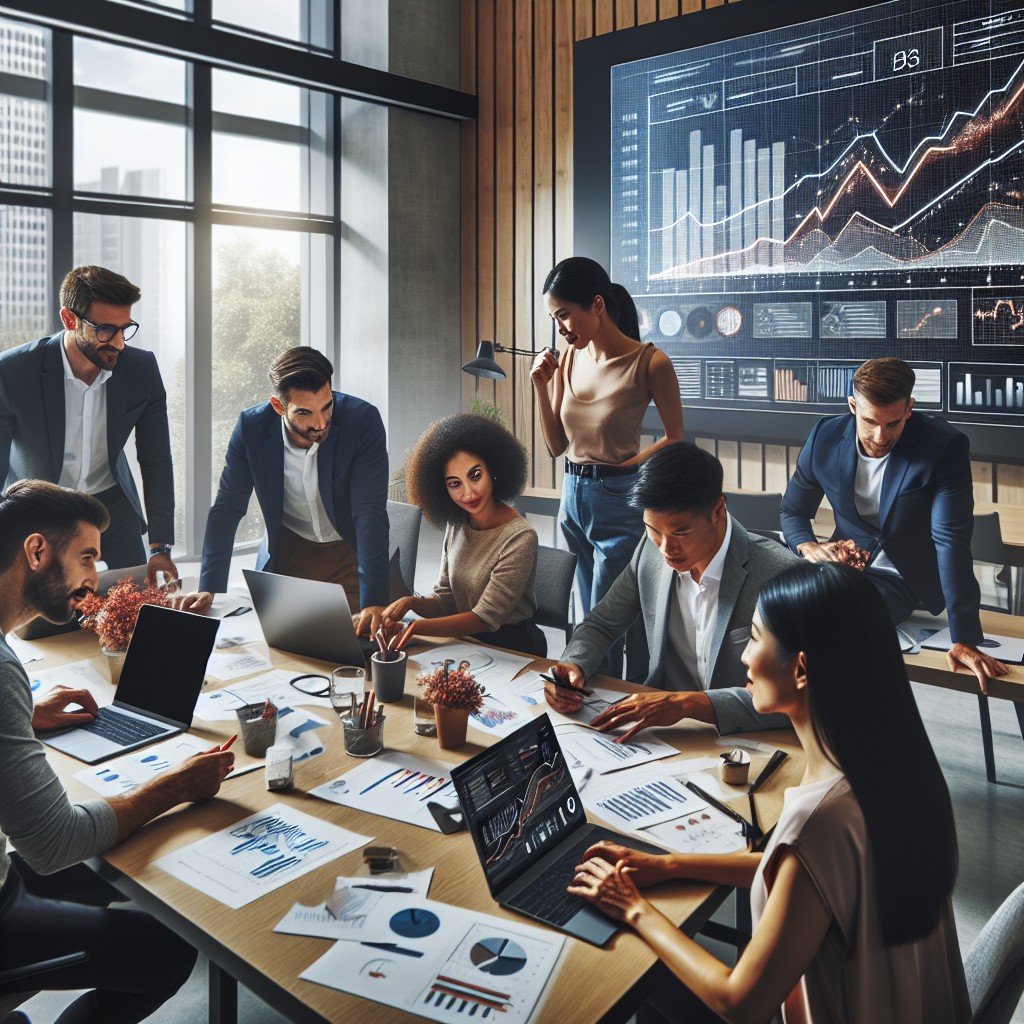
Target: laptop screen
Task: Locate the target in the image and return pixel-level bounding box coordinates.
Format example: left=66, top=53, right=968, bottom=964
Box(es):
left=117, top=604, right=220, bottom=724
left=451, top=714, right=586, bottom=896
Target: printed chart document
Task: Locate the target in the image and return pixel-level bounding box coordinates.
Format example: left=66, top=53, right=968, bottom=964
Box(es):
left=545, top=686, right=629, bottom=731
left=919, top=625, right=1024, bottom=662
left=28, top=660, right=111, bottom=706
left=194, top=669, right=333, bottom=719
left=74, top=735, right=224, bottom=795
left=554, top=723, right=678, bottom=775
left=301, top=896, right=564, bottom=1024
left=309, top=751, right=458, bottom=832
left=411, top=642, right=532, bottom=691
left=154, top=803, right=371, bottom=909
left=638, top=806, right=747, bottom=856
left=583, top=771, right=707, bottom=831
left=206, top=647, right=273, bottom=681
left=274, top=868, right=434, bottom=942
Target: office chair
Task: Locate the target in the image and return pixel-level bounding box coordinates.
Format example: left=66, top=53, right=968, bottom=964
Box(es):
left=386, top=499, right=423, bottom=600
left=964, top=880, right=1024, bottom=1024
left=0, top=951, right=87, bottom=1022
left=534, top=546, right=577, bottom=644
left=722, top=491, right=785, bottom=545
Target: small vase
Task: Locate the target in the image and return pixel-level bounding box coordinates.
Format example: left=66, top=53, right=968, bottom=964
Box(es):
left=100, top=645, right=126, bottom=686
left=434, top=706, right=470, bottom=750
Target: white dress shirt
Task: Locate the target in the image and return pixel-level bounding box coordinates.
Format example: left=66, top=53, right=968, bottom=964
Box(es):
left=854, top=443, right=898, bottom=573
left=280, top=418, right=342, bottom=544
left=665, top=513, right=733, bottom=689
left=56, top=339, right=116, bottom=494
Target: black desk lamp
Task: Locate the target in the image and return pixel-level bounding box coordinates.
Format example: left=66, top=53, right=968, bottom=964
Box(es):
left=461, top=340, right=539, bottom=380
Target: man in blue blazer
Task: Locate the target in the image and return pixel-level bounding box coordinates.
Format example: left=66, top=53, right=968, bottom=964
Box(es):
left=0, top=266, right=177, bottom=580
left=546, top=442, right=799, bottom=737
left=187, top=347, right=389, bottom=615
left=780, top=357, right=1008, bottom=693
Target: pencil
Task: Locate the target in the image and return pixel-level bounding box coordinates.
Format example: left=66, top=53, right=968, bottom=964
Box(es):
left=218, top=734, right=237, bottom=752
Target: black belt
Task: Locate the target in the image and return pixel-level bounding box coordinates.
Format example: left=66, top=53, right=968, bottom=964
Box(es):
left=564, top=458, right=638, bottom=479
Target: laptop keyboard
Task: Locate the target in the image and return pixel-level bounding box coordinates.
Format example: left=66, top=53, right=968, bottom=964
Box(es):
left=507, top=836, right=594, bottom=926
left=80, top=707, right=167, bottom=746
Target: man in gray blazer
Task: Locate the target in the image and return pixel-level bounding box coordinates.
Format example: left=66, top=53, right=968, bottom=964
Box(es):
left=546, top=442, right=798, bottom=737
left=0, top=266, right=177, bottom=581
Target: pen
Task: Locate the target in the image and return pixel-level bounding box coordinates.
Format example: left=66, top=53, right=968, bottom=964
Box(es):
left=685, top=780, right=750, bottom=828
left=538, top=671, right=593, bottom=698
left=351, top=884, right=414, bottom=893
left=749, top=749, right=788, bottom=794
left=218, top=735, right=237, bottom=752
left=576, top=767, right=593, bottom=793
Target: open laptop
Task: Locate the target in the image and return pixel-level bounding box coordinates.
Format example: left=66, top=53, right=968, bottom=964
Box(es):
left=451, top=713, right=663, bottom=946
left=43, top=603, right=220, bottom=765
left=16, top=565, right=151, bottom=642
left=243, top=569, right=375, bottom=665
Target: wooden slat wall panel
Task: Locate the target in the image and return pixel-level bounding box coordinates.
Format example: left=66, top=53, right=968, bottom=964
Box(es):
left=461, top=0, right=1023, bottom=508
left=460, top=0, right=478, bottom=416
left=532, top=0, right=556, bottom=488
left=513, top=0, right=534, bottom=446
left=638, top=0, right=659, bottom=24
left=718, top=440, right=739, bottom=490
left=595, top=0, right=616, bottom=35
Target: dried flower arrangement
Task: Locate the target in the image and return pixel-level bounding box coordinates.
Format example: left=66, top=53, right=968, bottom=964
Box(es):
left=418, top=658, right=485, bottom=713
left=821, top=539, right=870, bottom=571
left=77, top=576, right=172, bottom=652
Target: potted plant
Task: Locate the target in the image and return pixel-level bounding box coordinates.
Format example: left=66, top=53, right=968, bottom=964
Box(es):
left=417, top=658, right=485, bottom=750
left=77, top=576, right=172, bottom=683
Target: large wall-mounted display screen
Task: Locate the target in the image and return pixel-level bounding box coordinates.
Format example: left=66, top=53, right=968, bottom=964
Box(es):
left=591, top=0, right=1024, bottom=450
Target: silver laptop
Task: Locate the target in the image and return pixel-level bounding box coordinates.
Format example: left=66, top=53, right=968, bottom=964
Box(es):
left=15, top=565, right=151, bottom=642
left=450, top=714, right=663, bottom=946
left=242, top=569, right=374, bottom=665
left=43, top=604, right=220, bottom=764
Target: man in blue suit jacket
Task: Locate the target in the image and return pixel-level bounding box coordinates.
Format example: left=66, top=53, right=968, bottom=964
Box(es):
left=0, top=266, right=177, bottom=580
left=781, top=357, right=1008, bottom=693
left=187, top=347, right=389, bottom=615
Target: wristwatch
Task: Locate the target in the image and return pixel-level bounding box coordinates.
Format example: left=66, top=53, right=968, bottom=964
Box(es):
left=149, top=543, right=173, bottom=557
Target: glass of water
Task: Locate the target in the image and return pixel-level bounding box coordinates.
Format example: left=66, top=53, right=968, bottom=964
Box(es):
left=331, top=666, right=365, bottom=722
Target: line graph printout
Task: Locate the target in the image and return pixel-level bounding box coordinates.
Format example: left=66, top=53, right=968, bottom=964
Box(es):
left=611, top=0, right=1024, bottom=426
left=154, top=804, right=371, bottom=909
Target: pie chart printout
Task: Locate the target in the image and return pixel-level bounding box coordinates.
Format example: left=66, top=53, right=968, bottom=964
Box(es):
left=469, top=936, right=528, bottom=976
left=389, top=907, right=441, bottom=939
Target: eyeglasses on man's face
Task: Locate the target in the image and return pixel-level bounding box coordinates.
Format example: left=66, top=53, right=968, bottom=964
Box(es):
left=73, top=312, right=139, bottom=344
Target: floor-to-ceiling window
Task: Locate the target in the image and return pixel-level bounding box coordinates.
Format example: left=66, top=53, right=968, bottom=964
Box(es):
left=0, top=0, right=470, bottom=556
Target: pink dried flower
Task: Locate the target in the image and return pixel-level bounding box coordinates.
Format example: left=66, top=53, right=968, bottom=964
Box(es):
left=78, top=576, right=173, bottom=653
left=418, top=662, right=485, bottom=713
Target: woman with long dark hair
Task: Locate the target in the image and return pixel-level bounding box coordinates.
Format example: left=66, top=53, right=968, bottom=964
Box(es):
left=378, top=413, right=545, bottom=656
left=569, top=561, right=969, bottom=1024
left=532, top=257, right=683, bottom=675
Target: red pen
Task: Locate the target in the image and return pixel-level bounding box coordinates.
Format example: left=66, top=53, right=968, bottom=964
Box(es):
left=218, top=735, right=237, bottom=752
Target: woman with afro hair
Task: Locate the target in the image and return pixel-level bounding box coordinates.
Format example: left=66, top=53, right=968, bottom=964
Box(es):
left=379, top=413, right=545, bottom=656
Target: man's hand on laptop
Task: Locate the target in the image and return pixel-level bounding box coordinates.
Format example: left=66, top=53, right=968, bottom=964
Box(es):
left=32, top=686, right=99, bottom=732
left=543, top=663, right=587, bottom=713
left=589, top=690, right=715, bottom=743
left=353, top=605, right=386, bottom=637
left=946, top=642, right=1009, bottom=695
left=179, top=591, right=214, bottom=613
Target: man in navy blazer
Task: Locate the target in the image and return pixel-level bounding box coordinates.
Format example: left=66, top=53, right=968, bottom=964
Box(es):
left=781, top=357, right=1008, bottom=692
left=187, top=347, right=389, bottom=615
left=0, top=266, right=177, bottom=580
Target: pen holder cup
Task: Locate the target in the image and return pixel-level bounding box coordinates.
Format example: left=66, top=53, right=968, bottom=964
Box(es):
left=342, top=715, right=385, bottom=758
left=235, top=703, right=278, bottom=758
left=371, top=651, right=407, bottom=703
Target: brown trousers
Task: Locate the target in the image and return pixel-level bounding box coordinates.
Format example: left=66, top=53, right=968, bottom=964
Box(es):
left=273, top=528, right=361, bottom=612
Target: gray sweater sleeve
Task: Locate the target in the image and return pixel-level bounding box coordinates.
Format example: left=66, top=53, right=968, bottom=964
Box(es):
left=0, top=640, right=118, bottom=880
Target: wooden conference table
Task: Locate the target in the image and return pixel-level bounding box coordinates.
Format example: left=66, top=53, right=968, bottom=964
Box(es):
left=35, top=629, right=803, bottom=1024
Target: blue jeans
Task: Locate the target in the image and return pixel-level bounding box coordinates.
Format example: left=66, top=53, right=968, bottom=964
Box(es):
left=560, top=472, right=647, bottom=678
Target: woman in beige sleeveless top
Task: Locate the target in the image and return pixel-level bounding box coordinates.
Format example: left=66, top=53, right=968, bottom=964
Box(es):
left=532, top=257, right=683, bottom=676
